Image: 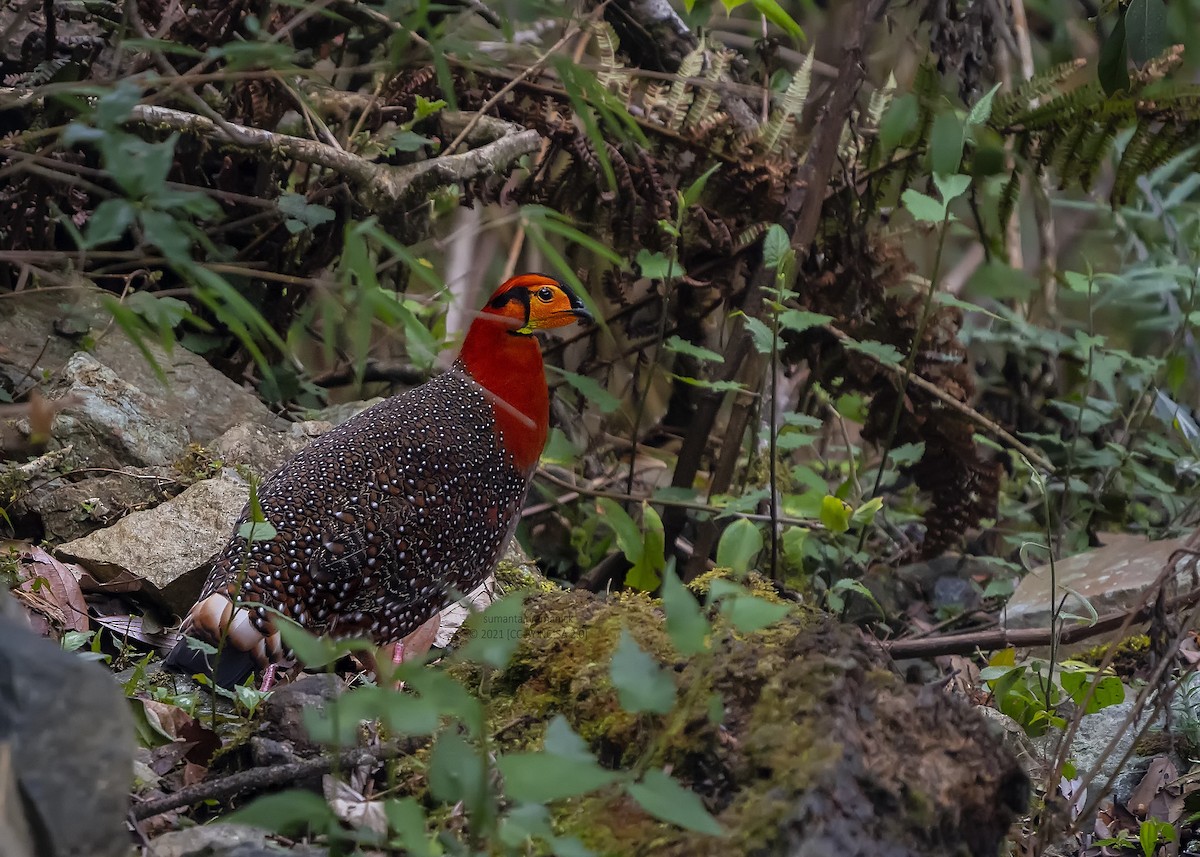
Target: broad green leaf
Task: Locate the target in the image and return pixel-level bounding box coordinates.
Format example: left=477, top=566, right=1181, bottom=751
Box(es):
left=224, top=790, right=337, bottom=836
left=384, top=798, right=439, bottom=857
left=457, top=592, right=526, bottom=669
left=665, top=335, right=724, bottom=364
left=636, top=248, right=682, bottom=279
left=627, top=770, right=723, bottom=835
left=721, top=595, right=789, bottom=633
left=139, top=209, right=193, bottom=263
left=879, top=93, right=919, bottom=151
left=1098, top=10, right=1129, bottom=95
left=901, top=189, right=947, bottom=223
left=83, top=198, right=136, bottom=248
left=715, top=518, right=762, bottom=574
left=850, top=496, right=884, bottom=526
left=740, top=314, right=775, bottom=353
left=428, top=730, right=488, bottom=820
left=750, top=0, right=804, bottom=38
left=661, top=566, right=709, bottom=655
left=626, top=502, right=665, bottom=592
left=933, top=172, right=971, bottom=203
left=1125, top=0, right=1167, bottom=66
left=777, top=309, right=832, bottom=333
left=274, top=615, right=371, bottom=669
left=498, top=753, right=619, bottom=803
left=929, top=110, right=965, bottom=176
left=762, top=223, right=791, bottom=271
left=237, top=520, right=278, bottom=542
left=819, top=495, right=852, bottom=532
left=609, top=628, right=675, bottom=715
left=843, top=338, right=904, bottom=366
left=596, top=499, right=645, bottom=567
left=966, top=261, right=1038, bottom=300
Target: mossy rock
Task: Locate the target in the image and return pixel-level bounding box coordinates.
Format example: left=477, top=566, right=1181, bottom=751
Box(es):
left=455, top=589, right=1027, bottom=856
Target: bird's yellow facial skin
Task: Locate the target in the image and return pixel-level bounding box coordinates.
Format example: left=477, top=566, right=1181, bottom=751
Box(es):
left=485, top=274, right=592, bottom=335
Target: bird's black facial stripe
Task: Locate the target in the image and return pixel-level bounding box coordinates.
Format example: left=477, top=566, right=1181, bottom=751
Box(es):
left=492, top=287, right=532, bottom=335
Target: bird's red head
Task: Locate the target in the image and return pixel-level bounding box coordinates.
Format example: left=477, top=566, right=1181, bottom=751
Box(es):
left=459, top=274, right=592, bottom=472
left=477, top=273, right=593, bottom=335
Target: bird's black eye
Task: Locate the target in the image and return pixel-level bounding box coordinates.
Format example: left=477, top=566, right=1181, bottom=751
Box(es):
left=536, top=287, right=555, bottom=302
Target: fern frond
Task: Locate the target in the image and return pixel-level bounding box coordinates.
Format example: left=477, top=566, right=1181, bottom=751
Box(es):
left=684, top=48, right=733, bottom=132
left=591, top=21, right=623, bottom=92
left=665, top=38, right=706, bottom=132
left=759, top=50, right=814, bottom=155
left=991, top=59, right=1087, bottom=126
left=734, top=222, right=770, bottom=251
left=865, top=72, right=897, bottom=131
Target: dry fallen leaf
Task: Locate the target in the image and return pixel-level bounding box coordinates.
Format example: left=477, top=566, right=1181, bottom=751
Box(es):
left=14, top=545, right=89, bottom=635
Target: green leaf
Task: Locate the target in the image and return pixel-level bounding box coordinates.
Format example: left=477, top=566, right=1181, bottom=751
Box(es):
left=721, top=594, right=789, bottom=633
left=458, top=592, right=525, bottom=669
left=664, top=335, right=724, bottom=364
left=750, top=0, right=803, bottom=38
left=966, top=260, right=1038, bottom=300
left=843, top=338, right=904, bottom=366
left=929, top=110, right=965, bottom=176
left=1125, top=0, right=1167, bottom=66
left=498, top=752, right=618, bottom=803
left=627, top=770, right=723, bottom=836
left=277, top=192, right=335, bottom=230
left=819, top=495, right=852, bottom=533
left=94, top=80, right=144, bottom=127
left=83, top=198, right=136, bottom=248
left=636, top=248, right=682, bottom=279
left=850, top=496, right=884, bottom=526
left=740, top=314, right=775, bottom=354
left=777, top=309, right=832, bottom=333
left=139, top=208, right=193, bottom=263
left=625, top=502, right=665, bottom=592
left=715, top=518, right=762, bottom=574
left=609, top=628, right=675, bottom=715
left=224, top=790, right=337, bottom=836
left=389, top=130, right=435, bottom=152
left=428, top=730, right=488, bottom=820
left=274, top=615, right=369, bottom=669
left=237, top=519, right=278, bottom=542
left=761, top=223, right=791, bottom=271
left=596, top=498, right=645, bottom=566
left=1099, top=10, right=1129, bottom=95
left=384, top=798, right=439, bottom=857
left=681, top=163, right=721, bottom=207
left=901, top=189, right=947, bottom=224
left=965, top=82, right=1002, bottom=126
left=879, top=93, right=918, bottom=151
left=547, top=366, right=621, bottom=413
left=661, top=566, right=709, bottom=656
left=933, top=172, right=971, bottom=204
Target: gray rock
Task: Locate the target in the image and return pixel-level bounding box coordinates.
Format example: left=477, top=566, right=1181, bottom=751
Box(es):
left=148, top=823, right=326, bottom=857
left=48, top=352, right=192, bottom=469
left=56, top=472, right=250, bottom=616
left=260, top=674, right=343, bottom=755
left=19, top=468, right=178, bottom=543
left=209, top=421, right=331, bottom=481
left=0, top=288, right=272, bottom=447
left=1004, top=533, right=1199, bottom=630
left=0, top=590, right=133, bottom=857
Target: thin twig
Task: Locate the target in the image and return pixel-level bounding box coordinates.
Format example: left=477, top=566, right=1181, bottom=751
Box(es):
left=130, top=742, right=417, bottom=820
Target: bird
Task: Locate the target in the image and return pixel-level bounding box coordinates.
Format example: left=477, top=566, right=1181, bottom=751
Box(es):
left=165, top=273, right=592, bottom=687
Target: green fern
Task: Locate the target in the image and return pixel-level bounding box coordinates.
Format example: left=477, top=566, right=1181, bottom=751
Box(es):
left=665, top=39, right=706, bottom=132
left=684, top=47, right=734, bottom=131
left=759, top=50, right=814, bottom=155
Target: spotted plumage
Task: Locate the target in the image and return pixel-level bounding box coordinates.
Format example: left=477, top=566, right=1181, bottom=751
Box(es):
left=166, top=274, right=591, bottom=686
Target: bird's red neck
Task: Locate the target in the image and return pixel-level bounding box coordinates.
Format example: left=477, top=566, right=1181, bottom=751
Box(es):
left=457, top=312, right=548, bottom=474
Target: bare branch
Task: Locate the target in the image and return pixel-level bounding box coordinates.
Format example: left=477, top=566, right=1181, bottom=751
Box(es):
left=126, top=105, right=541, bottom=213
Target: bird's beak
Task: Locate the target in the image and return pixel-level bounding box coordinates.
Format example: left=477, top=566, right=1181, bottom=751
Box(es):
left=562, top=287, right=594, bottom=325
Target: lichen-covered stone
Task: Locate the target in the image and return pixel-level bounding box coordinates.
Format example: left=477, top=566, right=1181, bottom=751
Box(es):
left=453, top=589, right=1027, bottom=857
